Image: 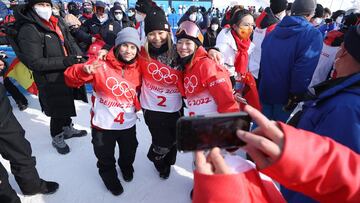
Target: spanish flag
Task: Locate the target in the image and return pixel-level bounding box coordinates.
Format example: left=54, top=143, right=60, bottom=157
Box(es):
left=5, top=58, right=38, bottom=95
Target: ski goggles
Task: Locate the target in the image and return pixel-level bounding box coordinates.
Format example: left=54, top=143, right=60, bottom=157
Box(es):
left=176, top=21, right=204, bottom=43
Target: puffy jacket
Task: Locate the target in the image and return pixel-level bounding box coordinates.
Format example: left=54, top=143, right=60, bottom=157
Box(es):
left=0, top=83, right=12, bottom=127
left=15, top=5, right=86, bottom=117
left=193, top=122, right=360, bottom=203
left=259, top=16, right=323, bottom=104
left=249, top=7, right=279, bottom=79
left=283, top=73, right=360, bottom=203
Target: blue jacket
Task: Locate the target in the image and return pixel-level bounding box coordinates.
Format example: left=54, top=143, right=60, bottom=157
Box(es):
left=259, top=16, right=323, bottom=104
left=282, top=72, right=360, bottom=203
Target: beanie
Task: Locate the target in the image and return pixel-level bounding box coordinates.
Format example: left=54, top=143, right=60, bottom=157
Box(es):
left=115, top=27, right=141, bottom=50
left=344, top=25, right=360, bottom=63
left=314, top=4, right=324, bottom=18
left=144, top=7, right=170, bottom=35
left=291, top=0, right=316, bottom=16
left=28, top=0, right=52, bottom=7
left=135, top=0, right=152, bottom=14
left=270, top=0, right=288, bottom=14
left=230, top=9, right=252, bottom=26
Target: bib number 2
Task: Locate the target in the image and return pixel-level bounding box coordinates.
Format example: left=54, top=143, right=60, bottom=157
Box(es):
left=157, top=96, right=167, bottom=107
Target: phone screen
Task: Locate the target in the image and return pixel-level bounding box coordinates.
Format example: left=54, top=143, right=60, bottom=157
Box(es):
left=176, top=112, right=251, bottom=152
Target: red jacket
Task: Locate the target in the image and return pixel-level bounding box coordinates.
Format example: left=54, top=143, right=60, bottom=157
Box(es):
left=183, top=47, right=239, bottom=115
left=193, top=123, right=360, bottom=202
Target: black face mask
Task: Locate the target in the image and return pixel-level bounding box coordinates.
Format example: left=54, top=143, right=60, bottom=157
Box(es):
left=83, top=8, right=93, bottom=14
left=148, top=42, right=169, bottom=57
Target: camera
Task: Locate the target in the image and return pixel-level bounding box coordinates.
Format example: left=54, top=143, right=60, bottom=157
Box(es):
left=176, top=112, right=251, bottom=152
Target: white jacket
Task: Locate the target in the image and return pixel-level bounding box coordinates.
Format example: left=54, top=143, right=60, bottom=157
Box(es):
left=248, top=27, right=267, bottom=79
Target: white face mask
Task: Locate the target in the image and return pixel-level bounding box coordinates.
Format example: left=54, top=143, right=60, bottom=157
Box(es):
left=276, top=11, right=286, bottom=21
left=313, top=17, right=322, bottom=26
left=34, top=5, right=52, bottom=21
left=211, top=24, right=219, bottom=31
left=114, top=13, right=123, bottom=21
left=135, top=13, right=145, bottom=22
left=128, top=11, right=134, bottom=17
left=52, top=8, right=60, bottom=16
left=189, top=13, right=197, bottom=22
left=336, top=16, right=343, bottom=24
left=98, top=13, right=108, bottom=24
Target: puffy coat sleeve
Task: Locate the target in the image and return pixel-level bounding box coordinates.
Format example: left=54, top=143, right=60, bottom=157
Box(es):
left=17, top=24, right=67, bottom=72
left=260, top=122, right=360, bottom=203
left=290, top=29, right=323, bottom=97
left=64, top=62, right=93, bottom=88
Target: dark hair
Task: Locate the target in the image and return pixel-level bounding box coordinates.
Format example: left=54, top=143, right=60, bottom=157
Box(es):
left=230, top=9, right=252, bottom=26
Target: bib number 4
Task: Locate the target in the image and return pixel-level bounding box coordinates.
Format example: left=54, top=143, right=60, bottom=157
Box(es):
left=114, top=112, right=125, bottom=124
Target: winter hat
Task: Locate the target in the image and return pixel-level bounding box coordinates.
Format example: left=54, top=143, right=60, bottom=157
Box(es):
left=176, top=21, right=204, bottom=46
left=211, top=17, right=220, bottom=25
left=270, top=0, right=288, bottom=14
left=144, top=7, right=170, bottom=35
left=291, top=0, right=317, bottom=16
left=230, top=9, right=252, bottom=25
left=313, top=4, right=324, bottom=18
left=115, top=27, right=141, bottom=50
left=135, top=0, right=152, bottom=14
left=27, top=0, right=52, bottom=7
left=344, top=25, right=360, bottom=63
left=95, top=1, right=106, bottom=8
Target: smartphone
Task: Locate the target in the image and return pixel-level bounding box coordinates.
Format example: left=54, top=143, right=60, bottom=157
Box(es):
left=176, top=112, right=251, bottom=152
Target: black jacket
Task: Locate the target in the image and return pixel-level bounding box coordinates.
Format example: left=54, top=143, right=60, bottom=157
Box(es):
left=203, top=27, right=221, bottom=49
left=0, top=83, right=12, bottom=127
left=15, top=5, right=87, bottom=117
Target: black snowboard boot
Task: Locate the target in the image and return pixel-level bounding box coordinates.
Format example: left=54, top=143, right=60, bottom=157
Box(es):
left=22, top=179, right=59, bottom=195
left=100, top=174, right=124, bottom=196
left=121, top=167, right=134, bottom=182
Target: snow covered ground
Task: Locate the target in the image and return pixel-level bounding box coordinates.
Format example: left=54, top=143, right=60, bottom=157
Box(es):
left=1, top=94, right=194, bottom=203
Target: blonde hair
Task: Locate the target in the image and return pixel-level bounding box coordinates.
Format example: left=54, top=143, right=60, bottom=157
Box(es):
left=144, top=32, right=173, bottom=60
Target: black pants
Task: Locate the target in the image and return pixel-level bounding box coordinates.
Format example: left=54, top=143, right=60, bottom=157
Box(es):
left=3, top=77, right=28, bottom=106
left=91, top=126, right=138, bottom=179
left=0, top=113, right=42, bottom=195
left=144, top=109, right=181, bottom=170
left=50, top=117, right=72, bottom=136
left=0, top=162, right=21, bottom=203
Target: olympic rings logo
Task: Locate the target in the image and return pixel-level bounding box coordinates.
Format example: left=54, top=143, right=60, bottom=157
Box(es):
left=184, top=75, right=198, bottom=94
left=105, top=77, right=136, bottom=98
left=147, top=62, right=178, bottom=84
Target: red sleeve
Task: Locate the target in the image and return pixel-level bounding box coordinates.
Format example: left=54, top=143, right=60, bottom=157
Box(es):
left=260, top=122, right=360, bottom=203
left=266, top=23, right=277, bottom=35
left=199, top=59, right=239, bottom=113
left=64, top=63, right=94, bottom=88
left=193, top=170, right=285, bottom=203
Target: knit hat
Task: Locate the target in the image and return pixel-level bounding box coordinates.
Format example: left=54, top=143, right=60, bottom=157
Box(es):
left=344, top=25, right=360, bottom=63
left=28, top=0, right=52, bottom=7
left=115, top=27, right=141, bottom=50
left=135, top=0, right=152, bottom=14
left=314, top=4, right=324, bottom=18
left=291, top=0, right=316, bottom=16
left=144, top=7, right=170, bottom=35
left=270, top=0, right=288, bottom=14
left=230, top=9, right=252, bottom=25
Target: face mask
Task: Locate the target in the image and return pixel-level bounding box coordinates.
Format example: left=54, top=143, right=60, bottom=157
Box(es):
left=211, top=24, right=219, bottom=31
left=189, top=13, right=197, bottom=22
left=128, top=11, right=134, bottom=17
left=135, top=13, right=144, bottom=22
left=336, top=16, right=343, bottom=24
left=237, top=26, right=253, bottom=40
left=83, top=7, right=92, bottom=14
left=52, top=8, right=60, bottom=16
left=98, top=13, right=108, bottom=24
left=313, top=18, right=322, bottom=26
left=114, top=13, right=123, bottom=21
left=34, top=5, right=52, bottom=21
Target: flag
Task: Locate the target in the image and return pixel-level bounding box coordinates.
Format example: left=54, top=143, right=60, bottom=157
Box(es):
left=5, top=57, right=38, bottom=95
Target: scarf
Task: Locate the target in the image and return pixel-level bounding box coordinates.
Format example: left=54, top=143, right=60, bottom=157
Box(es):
left=231, top=29, right=251, bottom=74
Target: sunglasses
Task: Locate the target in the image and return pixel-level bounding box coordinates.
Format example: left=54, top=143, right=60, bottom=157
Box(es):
left=176, top=21, right=204, bottom=43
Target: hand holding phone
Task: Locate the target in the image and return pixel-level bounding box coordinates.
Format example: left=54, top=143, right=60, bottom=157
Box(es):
left=176, top=112, right=251, bottom=152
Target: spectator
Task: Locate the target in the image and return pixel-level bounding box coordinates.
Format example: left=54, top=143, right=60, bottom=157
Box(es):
left=127, top=7, right=136, bottom=26
left=258, top=0, right=323, bottom=122
left=323, top=7, right=331, bottom=19
left=203, top=17, right=221, bottom=49
left=249, top=0, right=288, bottom=80
left=331, top=10, right=346, bottom=30
left=15, top=0, right=88, bottom=154
left=285, top=24, right=360, bottom=203
left=67, top=1, right=81, bottom=18
left=0, top=82, right=59, bottom=202
left=194, top=105, right=360, bottom=203
left=135, top=0, right=154, bottom=43
left=310, top=3, right=324, bottom=27
left=79, top=1, right=93, bottom=23
left=177, top=6, right=210, bottom=30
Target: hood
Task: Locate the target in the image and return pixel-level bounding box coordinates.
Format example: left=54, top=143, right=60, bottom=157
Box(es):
left=14, top=4, right=52, bottom=32
left=316, top=72, right=360, bottom=101
left=105, top=48, right=138, bottom=70
left=272, top=16, right=313, bottom=39
left=256, top=7, right=279, bottom=29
